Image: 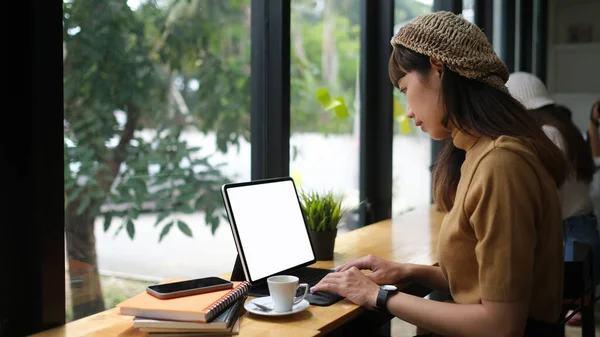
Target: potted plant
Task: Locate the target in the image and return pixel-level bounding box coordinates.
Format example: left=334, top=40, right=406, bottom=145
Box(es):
left=299, top=190, right=345, bottom=261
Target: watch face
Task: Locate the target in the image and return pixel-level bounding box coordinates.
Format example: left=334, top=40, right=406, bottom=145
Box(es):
left=381, top=285, right=397, bottom=291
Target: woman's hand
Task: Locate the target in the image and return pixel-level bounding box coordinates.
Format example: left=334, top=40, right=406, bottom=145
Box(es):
left=311, top=267, right=380, bottom=308
left=335, top=254, right=409, bottom=285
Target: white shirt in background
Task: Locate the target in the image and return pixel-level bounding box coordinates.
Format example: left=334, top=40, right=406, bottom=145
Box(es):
left=542, top=125, right=594, bottom=220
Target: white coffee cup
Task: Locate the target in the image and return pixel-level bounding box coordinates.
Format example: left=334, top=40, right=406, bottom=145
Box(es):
left=267, top=275, right=309, bottom=312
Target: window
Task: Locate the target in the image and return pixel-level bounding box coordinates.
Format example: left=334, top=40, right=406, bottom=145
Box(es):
left=462, top=0, right=475, bottom=23
left=63, top=0, right=250, bottom=321
left=289, top=0, right=361, bottom=231
left=392, top=0, right=433, bottom=216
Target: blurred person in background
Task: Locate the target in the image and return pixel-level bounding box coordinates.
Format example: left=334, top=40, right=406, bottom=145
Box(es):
left=508, top=73, right=600, bottom=326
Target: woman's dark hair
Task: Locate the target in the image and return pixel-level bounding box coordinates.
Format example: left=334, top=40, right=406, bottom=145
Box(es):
left=389, top=45, right=567, bottom=212
left=532, top=104, right=595, bottom=183
left=555, top=104, right=572, bottom=120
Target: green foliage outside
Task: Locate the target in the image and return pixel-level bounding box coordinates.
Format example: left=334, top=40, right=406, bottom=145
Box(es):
left=62, top=0, right=431, bottom=320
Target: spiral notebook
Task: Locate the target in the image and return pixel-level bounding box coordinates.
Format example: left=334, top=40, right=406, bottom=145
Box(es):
left=117, top=278, right=250, bottom=322
left=135, top=294, right=246, bottom=332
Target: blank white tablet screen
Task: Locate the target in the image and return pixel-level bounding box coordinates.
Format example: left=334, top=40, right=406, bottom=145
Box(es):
left=226, top=180, right=314, bottom=281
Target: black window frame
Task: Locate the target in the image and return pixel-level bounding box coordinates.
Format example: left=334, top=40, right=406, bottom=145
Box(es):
left=250, top=0, right=291, bottom=180
left=3, top=0, right=65, bottom=336
left=474, top=0, right=495, bottom=43
left=358, top=0, right=395, bottom=226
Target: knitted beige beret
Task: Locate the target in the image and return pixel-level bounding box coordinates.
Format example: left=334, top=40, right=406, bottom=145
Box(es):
left=391, top=11, right=509, bottom=92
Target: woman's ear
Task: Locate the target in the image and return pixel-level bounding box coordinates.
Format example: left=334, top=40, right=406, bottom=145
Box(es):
left=430, top=58, right=444, bottom=78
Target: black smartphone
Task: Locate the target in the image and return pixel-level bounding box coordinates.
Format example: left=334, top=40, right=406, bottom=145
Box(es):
left=146, top=277, right=233, bottom=299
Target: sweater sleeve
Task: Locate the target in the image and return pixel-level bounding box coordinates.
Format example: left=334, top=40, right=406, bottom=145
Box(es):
left=466, top=148, right=541, bottom=302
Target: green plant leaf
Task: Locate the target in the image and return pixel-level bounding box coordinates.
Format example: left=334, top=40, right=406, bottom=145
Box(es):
left=113, top=223, right=124, bottom=239
left=126, top=218, right=135, bottom=240
left=210, top=217, right=219, bottom=235
left=76, top=195, right=92, bottom=216
left=130, top=178, right=148, bottom=196
left=155, top=211, right=170, bottom=227
left=177, top=204, right=195, bottom=214
left=129, top=207, right=140, bottom=220
left=155, top=197, right=172, bottom=210
left=299, top=190, right=345, bottom=232
left=65, top=179, right=77, bottom=190
left=177, top=220, right=193, bottom=238
left=159, top=221, right=174, bottom=242
left=69, top=186, right=84, bottom=204
left=103, top=213, right=113, bottom=232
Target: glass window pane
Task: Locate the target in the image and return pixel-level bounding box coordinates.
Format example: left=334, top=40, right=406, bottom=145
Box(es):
left=392, top=1, right=433, bottom=216
left=463, top=0, right=475, bottom=23
left=63, top=0, right=250, bottom=321
left=290, top=0, right=361, bottom=232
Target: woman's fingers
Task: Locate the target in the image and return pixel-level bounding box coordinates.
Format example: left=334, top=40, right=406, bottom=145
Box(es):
left=364, top=271, right=380, bottom=281
left=311, top=272, right=342, bottom=291
left=336, top=255, right=376, bottom=272
left=312, top=270, right=352, bottom=292
left=335, top=262, right=349, bottom=272
left=323, top=272, right=343, bottom=280
left=311, top=280, right=342, bottom=295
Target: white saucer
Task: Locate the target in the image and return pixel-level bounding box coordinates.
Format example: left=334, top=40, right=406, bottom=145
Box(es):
left=245, top=296, right=310, bottom=316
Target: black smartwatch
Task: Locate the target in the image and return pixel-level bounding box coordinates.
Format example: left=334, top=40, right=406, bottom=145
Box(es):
left=374, top=285, right=398, bottom=313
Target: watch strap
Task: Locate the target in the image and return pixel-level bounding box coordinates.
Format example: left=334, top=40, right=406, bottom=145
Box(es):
left=375, top=288, right=390, bottom=312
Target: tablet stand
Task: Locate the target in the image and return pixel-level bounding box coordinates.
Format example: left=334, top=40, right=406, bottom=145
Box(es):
left=230, top=254, right=246, bottom=282
left=230, top=254, right=271, bottom=297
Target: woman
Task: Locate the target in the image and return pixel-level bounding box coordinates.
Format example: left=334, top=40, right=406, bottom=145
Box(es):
left=587, top=100, right=600, bottom=158
left=507, top=73, right=600, bottom=326
left=587, top=100, right=600, bottom=230
left=311, top=11, right=567, bottom=337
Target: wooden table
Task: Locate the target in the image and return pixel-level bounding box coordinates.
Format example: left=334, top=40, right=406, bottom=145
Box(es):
left=31, top=205, right=445, bottom=337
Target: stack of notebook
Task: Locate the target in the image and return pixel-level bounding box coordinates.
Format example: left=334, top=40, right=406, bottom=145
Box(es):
left=117, top=279, right=250, bottom=336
